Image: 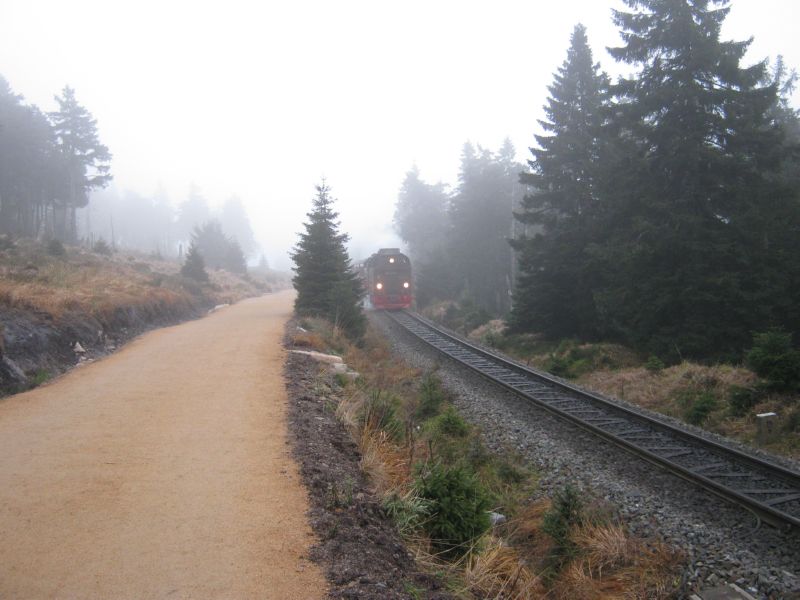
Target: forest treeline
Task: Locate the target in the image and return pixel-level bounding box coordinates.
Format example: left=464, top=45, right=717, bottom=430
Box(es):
left=394, top=0, right=800, bottom=362
left=0, top=76, right=262, bottom=266
left=0, top=80, right=110, bottom=241
left=394, top=140, right=524, bottom=315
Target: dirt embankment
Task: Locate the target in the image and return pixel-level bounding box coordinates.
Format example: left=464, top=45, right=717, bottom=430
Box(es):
left=0, top=296, right=199, bottom=393
left=0, top=238, right=282, bottom=395
left=284, top=345, right=452, bottom=599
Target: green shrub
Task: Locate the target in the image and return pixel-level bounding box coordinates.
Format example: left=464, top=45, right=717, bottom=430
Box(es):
left=541, top=485, right=583, bottom=572
left=47, top=239, right=65, bottom=256
left=431, top=406, right=470, bottom=438
left=465, top=434, right=491, bottom=469
left=413, top=462, right=491, bottom=556
left=746, top=329, right=800, bottom=391
left=728, top=385, right=760, bottom=417
left=402, top=582, right=423, bottom=600
left=93, top=238, right=112, bottom=255
left=181, top=242, right=209, bottom=282
left=684, top=391, right=718, bottom=425
left=440, top=299, right=491, bottom=334
left=29, top=369, right=50, bottom=388
left=545, top=354, right=572, bottom=378
left=463, top=304, right=491, bottom=333
left=416, top=373, right=445, bottom=421
left=496, top=459, right=526, bottom=485
left=645, top=355, right=665, bottom=373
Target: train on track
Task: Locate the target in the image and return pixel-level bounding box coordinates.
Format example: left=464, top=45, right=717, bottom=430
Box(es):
left=361, top=248, right=412, bottom=310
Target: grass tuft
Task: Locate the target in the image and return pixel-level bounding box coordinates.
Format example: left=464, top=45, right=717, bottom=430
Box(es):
left=462, top=534, right=545, bottom=598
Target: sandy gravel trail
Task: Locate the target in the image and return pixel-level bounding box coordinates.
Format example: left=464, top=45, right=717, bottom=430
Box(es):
left=0, top=290, right=326, bottom=599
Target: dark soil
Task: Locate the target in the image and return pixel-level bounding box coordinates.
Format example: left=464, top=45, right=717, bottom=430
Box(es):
left=284, top=336, right=453, bottom=599
left=0, top=302, right=204, bottom=396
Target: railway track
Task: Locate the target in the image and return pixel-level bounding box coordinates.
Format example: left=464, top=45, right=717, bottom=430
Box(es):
left=386, top=309, right=800, bottom=531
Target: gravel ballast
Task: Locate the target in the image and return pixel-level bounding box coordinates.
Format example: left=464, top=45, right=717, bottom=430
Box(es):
left=373, top=312, right=800, bottom=600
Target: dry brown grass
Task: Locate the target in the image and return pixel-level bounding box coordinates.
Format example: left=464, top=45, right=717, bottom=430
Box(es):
left=462, top=534, right=545, bottom=599
left=575, top=361, right=800, bottom=460
left=291, top=331, right=328, bottom=352
left=579, top=362, right=756, bottom=415
left=345, top=327, right=421, bottom=390
left=357, top=423, right=412, bottom=495
left=552, top=523, right=682, bottom=600
left=506, top=500, right=556, bottom=567
left=334, top=381, right=415, bottom=496
left=468, top=319, right=507, bottom=342
left=499, top=501, right=681, bottom=600
left=0, top=242, right=263, bottom=323
left=0, top=272, right=191, bottom=322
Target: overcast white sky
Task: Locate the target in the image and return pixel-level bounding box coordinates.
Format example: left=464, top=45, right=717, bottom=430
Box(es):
left=1, top=1, right=798, bottom=269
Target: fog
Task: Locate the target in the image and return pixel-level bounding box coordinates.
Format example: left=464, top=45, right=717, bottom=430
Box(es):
left=1, top=0, right=797, bottom=269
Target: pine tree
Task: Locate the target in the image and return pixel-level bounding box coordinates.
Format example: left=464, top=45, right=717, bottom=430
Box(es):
left=190, top=220, right=248, bottom=274
left=448, top=141, right=522, bottom=315
left=224, top=239, right=248, bottom=275
left=220, top=196, right=257, bottom=257
left=0, top=76, right=59, bottom=237
left=181, top=241, right=208, bottom=282
left=292, top=181, right=365, bottom=340
left=393, top=166, right=454, bottom=307
left=49, top=86, right=111, bottom=241
left=510, top=24, right=609, bottom=337
left=393, top=166, right=449, bottom=263
left=598, top=0, right=798, bottom=359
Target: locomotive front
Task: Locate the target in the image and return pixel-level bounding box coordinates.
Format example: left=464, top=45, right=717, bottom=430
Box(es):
left=366, top=248, right=412, bottom=309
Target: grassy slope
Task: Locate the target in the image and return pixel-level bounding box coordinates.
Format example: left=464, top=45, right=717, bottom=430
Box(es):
left=479, top=329, right=800, bottom=462
left=0, top=238, right=281, bottom=321
left=421, top=301, right=800, bottom=462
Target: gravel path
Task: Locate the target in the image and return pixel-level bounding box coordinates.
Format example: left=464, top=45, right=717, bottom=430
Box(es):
left=0, top=291, right=326, bottom=599
left=373, top=313, right=800, bottom=600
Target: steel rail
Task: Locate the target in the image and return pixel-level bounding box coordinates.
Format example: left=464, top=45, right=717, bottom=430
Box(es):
left=386, top=309, right=800, bottom=530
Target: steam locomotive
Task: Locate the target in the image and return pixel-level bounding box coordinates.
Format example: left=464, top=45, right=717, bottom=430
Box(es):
left=362, top=248, right=412, bottom=309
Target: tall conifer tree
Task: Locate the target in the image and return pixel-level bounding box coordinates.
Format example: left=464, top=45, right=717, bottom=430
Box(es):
left=599, top=0, right=798, bottom=359
left=49, top=86, right=111, bottom=241
left=393, top=167, right=455, bottom=307
left=292, top=181, right=365, bottom=339
left=510, top=24, right=609, bottom=337
left=450, top=142, right=520, bottom=315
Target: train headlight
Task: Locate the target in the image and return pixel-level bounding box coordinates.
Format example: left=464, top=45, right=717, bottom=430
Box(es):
left=376, top=282, right=383, bottom=290
left=389, top=257, right=395, bottom=263
left=403, top=282, right=410, bottom=289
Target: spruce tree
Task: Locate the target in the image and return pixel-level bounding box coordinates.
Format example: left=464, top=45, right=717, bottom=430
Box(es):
left=599, top=0, right=798, bottom=359
left=393, top=167, right=455, bottom=308
left=393, top=166, right=449, bottom=263
left=448, top=141, right=522, bottom=315
left=49, top=86, right=112, bottom=241
left=292, top=181, right=365, bottom=340
left=510, top=24, right=609, bottom=337
left=181, top=241, right=208, bottom=282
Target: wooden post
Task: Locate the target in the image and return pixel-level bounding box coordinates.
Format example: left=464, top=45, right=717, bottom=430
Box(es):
left=756, top=412, right=778, bottom=444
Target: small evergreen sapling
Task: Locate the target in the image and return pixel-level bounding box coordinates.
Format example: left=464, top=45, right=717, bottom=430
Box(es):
left=181, top=242, right=208, bottom=282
